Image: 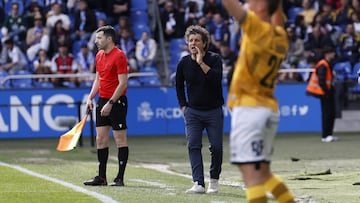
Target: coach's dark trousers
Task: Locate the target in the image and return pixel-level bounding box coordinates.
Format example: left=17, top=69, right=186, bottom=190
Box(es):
left=320, top=90, right=336, bottom=138
left=184, top=107, right=223, bottom=187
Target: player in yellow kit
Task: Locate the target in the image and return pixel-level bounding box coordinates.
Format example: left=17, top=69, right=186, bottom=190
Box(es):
left=222, top=0, right=296, bottom=202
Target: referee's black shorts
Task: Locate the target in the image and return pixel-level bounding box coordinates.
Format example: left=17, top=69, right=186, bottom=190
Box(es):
left=96, top=96, right=128, bottom=130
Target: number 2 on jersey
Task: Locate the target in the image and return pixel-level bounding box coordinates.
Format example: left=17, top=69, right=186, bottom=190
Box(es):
left=260, top=55, right=283, bottom=88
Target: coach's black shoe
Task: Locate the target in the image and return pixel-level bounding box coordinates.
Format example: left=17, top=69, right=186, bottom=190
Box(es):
left=83, top=176, right=107, bottom=186
left=110, top=177, right=124, bottom=186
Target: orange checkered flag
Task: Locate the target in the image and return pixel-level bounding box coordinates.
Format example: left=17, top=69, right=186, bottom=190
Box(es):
left=56, top=113, right=89, bottom=151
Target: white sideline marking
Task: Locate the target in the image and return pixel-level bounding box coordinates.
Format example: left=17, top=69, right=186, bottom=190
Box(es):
left=131, top=178, right=175, bottom=190
left=0, top=161, right=118, bottom=203
left=135, top=163, right=245, bottom=189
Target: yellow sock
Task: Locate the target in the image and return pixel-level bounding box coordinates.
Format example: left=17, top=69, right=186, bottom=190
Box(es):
left=246, top=184, right=267, bottom=203
left=264, top=175, right=295, bottom=203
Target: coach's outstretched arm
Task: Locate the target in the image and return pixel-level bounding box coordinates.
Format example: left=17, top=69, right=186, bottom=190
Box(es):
left=222, top=0, right=246, bottom=22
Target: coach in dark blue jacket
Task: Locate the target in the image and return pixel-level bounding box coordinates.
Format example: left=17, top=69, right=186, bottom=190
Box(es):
left=175, top=25, right=224, bottom=194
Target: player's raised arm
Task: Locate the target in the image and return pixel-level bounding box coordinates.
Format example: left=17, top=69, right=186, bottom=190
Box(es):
left=270, top=0, right=285, bottom=27
left=222, top=0, right=247, bottom=22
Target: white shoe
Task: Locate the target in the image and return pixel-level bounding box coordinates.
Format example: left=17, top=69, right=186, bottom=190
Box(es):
left=321, top=135, right=338, bottom=142
left=185, top=182, right=205, bottom=194
left=207, top=179, right=219, bottom=193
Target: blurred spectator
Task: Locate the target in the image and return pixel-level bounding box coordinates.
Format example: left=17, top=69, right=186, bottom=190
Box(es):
left=0, top=43, right=7, bottom=66
left=75, top=43, right=95, bottom=83
left=88, top=18, right=106, bottom=54
left=44, top=0, right=68, bottom=14
left=46, top=2, right=71, bottom=31
left=67, top=0, right=77, bottom=13
left=1, top=2, right=27, bottom=44
left=197, top=16, right=209, bottom=29
left=105, top=0, right=131, bottom=25
left=208, top=13, right=230, bottom=53
left=115, top=16, right=132, bottom=39
left=219, top=41, right=236, bottom=73
left=324, top=0, right=342, bottom=10
left=352, top=0, right=360, bottom=13
left=202, top=0, right=224, bottom=19
left=351, top=11, right=360, bottom=34
left=318, top=2, right=336, bottom=26
left=160, top=0, right=185, bottom=40
left=311, top=13, right=329, bottom=35
left=0, top=6, right=4, bottom=26
left=51, top=43, right=78, bottom=87
left=49, top=19, right=71, bottom=57
left=184, top=1, right=201, bottom=27
left=118, top=28, right=137, bottom=72
left=24, top=1, right=44, bottom=29
left=135, top=31, right=157, bottom=70
left=299, top=0, right=317, bottom=27
left=286, top=26, right=305, bottom=65
left=71, top=0, right=97, bottom=41
left=279, top=62, right=304, bottom=83
left=26, top=12, right=50, bottom=61
left=338, top=23, right=360, bottom=65
left=303, top=55, right=317, bottom=81
left=228, top=18, right=241, bottom=54
left=305, top=24, right=335, bottom=60
left=33, top=49, right=53, bottom=82
left=0, top=38, right=27, bottom=74
left=334, top=0, right=354, bottom=28
left=67, top=0, right=101, bottom=12
left=293, top=14, right=308, bottom=41
left=187, top=0, right=204, bottom=15
left=283, top=0, right=302, bottom=15
left=314, top=5, right=343, bottom=47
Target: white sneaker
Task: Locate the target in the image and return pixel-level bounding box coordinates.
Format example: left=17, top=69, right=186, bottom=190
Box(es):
left=207, top=179, right=219, bottom=193
left=185, top=182, right=205, bottom=194
left=321, top=135, right=338, bottom=142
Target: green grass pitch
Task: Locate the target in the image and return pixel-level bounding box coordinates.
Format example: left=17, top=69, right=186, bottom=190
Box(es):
left=1, top=133, right=360, bottom=203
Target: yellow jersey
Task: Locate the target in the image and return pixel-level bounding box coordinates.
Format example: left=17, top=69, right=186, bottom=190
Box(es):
left=227, top=11, right=289, bottom=112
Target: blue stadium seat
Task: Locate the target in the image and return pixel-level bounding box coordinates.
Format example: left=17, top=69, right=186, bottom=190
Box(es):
left=139, top=76, right=161, bottom=86
left=169, top=51, right=183, bottom=73
left=72, top=40, right=87, bottom=56
left=25, top=0, right=44, bottom=8
left=62, top=81, right=77, bottom=88
left=5, top=0, right=24, bottom=15
left=287, top=7, right=304, bottom=24
left=132, top=23, right=151, bottom=40
left=131, top=0, right=148, bottom=11
left=33, top=81, right=54, bottom=88
left=333, top=61, right=352, bottom=82
left=348, top=62, right=360, bottom=93
left=0, top=70, right=10, bottom=88
left=79, top=81, right=92, bottom=88
left=139, top=66, right=158, bottom=73
left=169, top=38, right=186, bottom=54
left=297, top=62, right=310, bottom=81
left=68, top=13, right=76, bottom=32
left=11, top=70, right=33, bottom=88
left=128, top=78, right=141, bottom=87
left=95, top=10, right=107, bottom=22
left=130, top=10, right=149, bottom=25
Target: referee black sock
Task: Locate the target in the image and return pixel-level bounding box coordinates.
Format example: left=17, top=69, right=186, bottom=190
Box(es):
left=97, top=147, right=109, bottom=179
left=116, top=147, right=129, bottom=180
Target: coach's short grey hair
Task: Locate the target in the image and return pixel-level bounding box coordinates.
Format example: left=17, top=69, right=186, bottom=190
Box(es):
left=184, top=25, right=210, bottom=51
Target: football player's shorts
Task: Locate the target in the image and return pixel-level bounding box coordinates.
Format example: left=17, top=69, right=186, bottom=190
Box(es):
left=230, top=106, right=278, bottom=164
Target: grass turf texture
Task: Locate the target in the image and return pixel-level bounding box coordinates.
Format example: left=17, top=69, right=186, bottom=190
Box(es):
left=1, top=133, right=360, bottom=202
